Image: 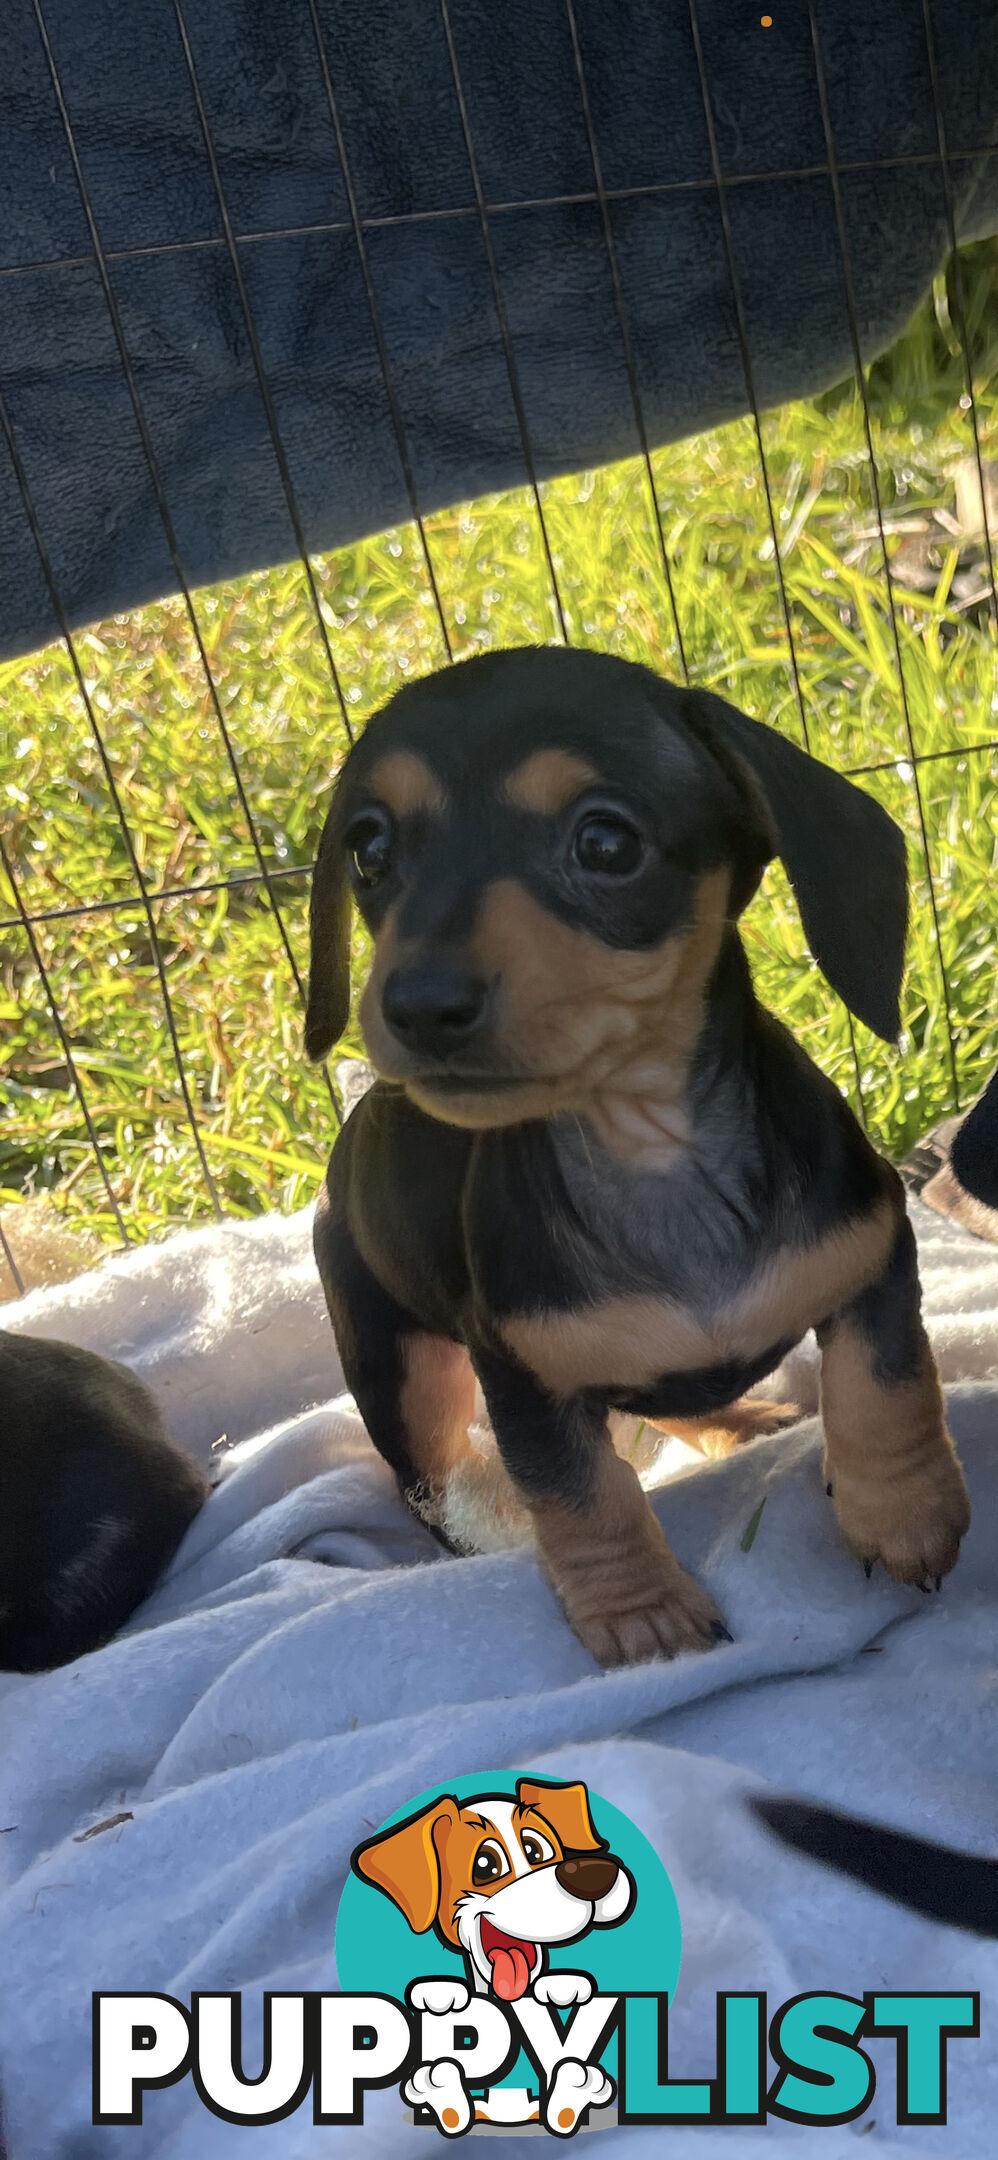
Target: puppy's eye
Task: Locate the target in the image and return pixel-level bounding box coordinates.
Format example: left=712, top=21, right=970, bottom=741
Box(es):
left=472, top=1840, right=507, bottom=1886
left=572, top=811, right=644, bottom=877
left=346, top=809, right=394, bottom=888
left=520, top=1832, right=554, bottom=1866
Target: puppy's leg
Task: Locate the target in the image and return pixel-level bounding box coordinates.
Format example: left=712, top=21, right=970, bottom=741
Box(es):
left=646, top=1397, right=801, bottom=1460
left=473, top=1347, right=726, bottom=1665
left=314, top=1198, right=476, bottom=1519
left=818, top=1215, right=970, bottom=1587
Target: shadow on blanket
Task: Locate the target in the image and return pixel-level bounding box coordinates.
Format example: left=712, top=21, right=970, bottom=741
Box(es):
left=752, top=1793, right=998, bottom=1938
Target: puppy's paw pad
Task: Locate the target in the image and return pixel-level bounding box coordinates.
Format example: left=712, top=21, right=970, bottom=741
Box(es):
left=533, top=1972, right=593, bottom=2007
left=409, top=1978, right=471, bottom=2015
left=404, top=2060, right=471, bottom=2134
left=544, top=2059, right=614, bottom=2134
left=833, top=1453, right=971, bottom=1589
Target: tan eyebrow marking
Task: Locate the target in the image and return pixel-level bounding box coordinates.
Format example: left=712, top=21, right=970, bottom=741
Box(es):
left=502, top=748, right=600, bottom=815
left=365, top=750, right=447, bottom=817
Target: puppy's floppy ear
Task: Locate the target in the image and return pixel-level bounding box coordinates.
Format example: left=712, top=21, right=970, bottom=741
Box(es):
left=680, top=688, right=908, bottom=1043
left=516, top=1778, right=606, bottom=1854
left=304, top=808, right=351, bottom=1061
left=351, top=1796, right=462, bottom=1933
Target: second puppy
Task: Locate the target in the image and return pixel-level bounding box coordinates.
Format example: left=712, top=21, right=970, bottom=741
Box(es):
left=1, top=1330, right=206, bottom=1672
left=305, top=646, right=969, bottom=1665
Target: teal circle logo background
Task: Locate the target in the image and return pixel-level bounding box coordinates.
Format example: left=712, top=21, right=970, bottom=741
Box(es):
left=336, top=1770, right=681, bottom=2093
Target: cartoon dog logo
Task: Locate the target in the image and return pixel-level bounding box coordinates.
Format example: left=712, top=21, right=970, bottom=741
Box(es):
left=351, top=1775, right=634, bottom=2132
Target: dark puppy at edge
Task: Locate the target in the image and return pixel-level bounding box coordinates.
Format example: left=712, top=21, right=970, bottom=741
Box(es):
left=304, top=646, right=969, bottom=1666
left=1, top=1330, right=206, bottom=1672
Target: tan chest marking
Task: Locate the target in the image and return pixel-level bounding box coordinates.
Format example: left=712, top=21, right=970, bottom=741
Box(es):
left=502, top=1196, right=898, bottom=1394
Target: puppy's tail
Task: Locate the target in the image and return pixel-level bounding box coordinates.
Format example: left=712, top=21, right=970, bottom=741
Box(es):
left=750, top=1796, right=998, bottom=1938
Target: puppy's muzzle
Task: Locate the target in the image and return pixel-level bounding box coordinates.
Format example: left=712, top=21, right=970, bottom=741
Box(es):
left=382, top=958, right=492, bottom=1062
left=555, top=1853, right=621, bottom=1902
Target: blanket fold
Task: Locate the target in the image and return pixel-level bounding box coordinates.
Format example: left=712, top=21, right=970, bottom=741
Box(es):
left=1, top=1195, right=997, bottom=2154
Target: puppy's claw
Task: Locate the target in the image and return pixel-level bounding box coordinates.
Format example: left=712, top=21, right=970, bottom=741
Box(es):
left=826, top=1482, right=834, bottom=1498
left=862, top=1558, right=873, bottom=1580
left=934, top=1573, right=943, bottom=1593
left=711, top=1621, right=734, bottom=1643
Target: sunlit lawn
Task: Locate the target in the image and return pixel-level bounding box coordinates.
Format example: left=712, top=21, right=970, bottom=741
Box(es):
left=2, top=243, right=997, bottom=1260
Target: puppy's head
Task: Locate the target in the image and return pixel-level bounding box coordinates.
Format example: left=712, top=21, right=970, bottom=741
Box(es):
left=352, top=1776, right=634, bottom=1998
left=306, top=647, right=907, bottom=1128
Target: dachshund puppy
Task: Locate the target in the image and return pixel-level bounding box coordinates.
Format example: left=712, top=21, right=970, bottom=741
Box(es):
left=305, top=646, right=970, bottom=1666
left=952, top=1066, right=998, bottom=1209
left=1, top=1330, right=206, bottom=1672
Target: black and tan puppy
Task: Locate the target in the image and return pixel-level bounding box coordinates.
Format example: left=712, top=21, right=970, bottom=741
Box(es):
left=902, top=1065, right=998, bottom=1242
left=1, top=1330, right=206, bottom=1672
left=953, top=1067, right=998, bottom=1208
left=305, top=646, right=970, bottom=1666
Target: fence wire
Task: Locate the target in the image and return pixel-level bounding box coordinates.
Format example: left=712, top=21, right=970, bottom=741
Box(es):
left=2, top=0, right=997, bottom=1274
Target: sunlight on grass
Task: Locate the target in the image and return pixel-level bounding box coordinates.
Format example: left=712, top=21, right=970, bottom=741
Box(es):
left=2, top=244, right=997, bottom=1255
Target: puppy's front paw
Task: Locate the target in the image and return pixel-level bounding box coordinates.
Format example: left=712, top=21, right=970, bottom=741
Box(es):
left=404, top=2060, right=472, bottom=2134
left=533, top=1972, right=593, bottom=2008
left=409, top=1978, right=470, bottom=2016
left=534, top=1454, right=730, bottom=1667
left=560, top=1547, right=729, bottom=1668
left=831, top=1447, right=970, bottom=1590
left=544, top=2059, right=614, bottom=2134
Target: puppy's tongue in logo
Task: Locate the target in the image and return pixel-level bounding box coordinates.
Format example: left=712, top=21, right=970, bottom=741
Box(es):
left=480, top=1917, right=537, bottom=2001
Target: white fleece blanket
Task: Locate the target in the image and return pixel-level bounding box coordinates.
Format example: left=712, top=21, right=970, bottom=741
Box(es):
left=1, top=1197, right=997, bottom=2160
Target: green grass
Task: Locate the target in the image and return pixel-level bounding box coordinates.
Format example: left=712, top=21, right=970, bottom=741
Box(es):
left=2, top=242, right=997, bottom=1257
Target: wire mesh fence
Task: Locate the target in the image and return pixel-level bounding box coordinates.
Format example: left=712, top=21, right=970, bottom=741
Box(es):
left=2, top=0, right=997, bottom=1297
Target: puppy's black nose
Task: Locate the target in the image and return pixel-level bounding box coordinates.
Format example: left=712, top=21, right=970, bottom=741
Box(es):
left=555, top=1854, right=619, bottom=1902
left=382, top=960, right=490, bottom=1059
